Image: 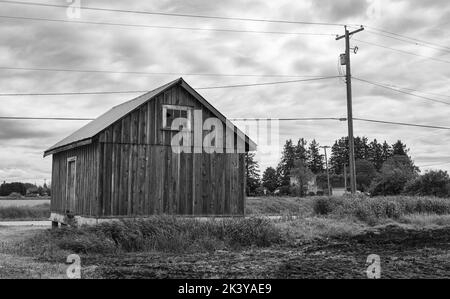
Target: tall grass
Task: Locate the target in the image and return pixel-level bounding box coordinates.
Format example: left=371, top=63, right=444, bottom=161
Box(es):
left=313, top=196, right=450, bottom=225
left=0, top=203, right=50, bottom=220
left=6, top=217, right=286, bottom=260
left=246, top=197, right=314, bottom=216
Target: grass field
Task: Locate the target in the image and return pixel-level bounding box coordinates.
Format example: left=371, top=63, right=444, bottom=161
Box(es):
left=0, top=203, right=50, bottom=221
left=0, top=195, right=449, bottom=279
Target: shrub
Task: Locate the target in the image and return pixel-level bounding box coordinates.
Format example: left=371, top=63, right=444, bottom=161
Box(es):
left=370, top=155, right=418, bottom=196
left=312, top=196, right=450, bottom=225
left=313, top=197, right=344, bottom=215
left=277, top=186, right=291, bottom=196
left=404, top=170, right=450, bottom=197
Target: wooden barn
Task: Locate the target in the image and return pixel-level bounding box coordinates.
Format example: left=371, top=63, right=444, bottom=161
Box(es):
left=44, top=78, right=256, bottom=226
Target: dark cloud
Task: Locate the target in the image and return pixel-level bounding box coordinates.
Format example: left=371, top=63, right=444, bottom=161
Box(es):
left=310, top=0, right=370, bottom=22
left=0, top=120, right=54, bottom=140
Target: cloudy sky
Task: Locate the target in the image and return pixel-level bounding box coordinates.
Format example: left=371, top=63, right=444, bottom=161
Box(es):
left=0, top=0, right=449, bottom=184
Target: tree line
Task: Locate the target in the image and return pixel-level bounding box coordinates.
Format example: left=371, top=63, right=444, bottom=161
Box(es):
left=0, top=181, right=51, bottom=197
left=245, top=136, right=450, bottom=197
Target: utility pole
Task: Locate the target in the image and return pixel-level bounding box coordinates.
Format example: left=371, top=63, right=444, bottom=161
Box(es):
left=320, top=146, right=331, bottom=196
left=344, top=164, right=348, bottom=192
left=336, top=25, right=364, bottom=194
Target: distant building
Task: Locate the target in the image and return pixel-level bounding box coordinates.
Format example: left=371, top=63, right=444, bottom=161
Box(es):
left=290, top=175, right=323, bottom=195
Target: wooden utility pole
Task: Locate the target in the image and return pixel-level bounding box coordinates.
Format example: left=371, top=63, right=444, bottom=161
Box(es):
left=344, top=164, right=348, bottom=192
left=336, top=25, right=364, bottom=194
left=320, top=146, right=332, bottom=196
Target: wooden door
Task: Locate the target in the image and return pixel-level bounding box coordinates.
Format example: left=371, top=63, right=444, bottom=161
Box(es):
left=66, top=158, right=77, bottom=213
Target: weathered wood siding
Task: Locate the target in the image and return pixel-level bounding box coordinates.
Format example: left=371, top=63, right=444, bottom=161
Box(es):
left=50, top=83, right=246, bottom=217
left=50, top=143, right=99, bottom=215
left=96, top=84, right=246, bottom=216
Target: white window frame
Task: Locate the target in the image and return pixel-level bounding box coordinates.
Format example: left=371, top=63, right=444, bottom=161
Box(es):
left=162, top=105, right=192, bottom=131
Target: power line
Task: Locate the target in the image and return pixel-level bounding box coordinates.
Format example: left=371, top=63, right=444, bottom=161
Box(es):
left=353, top=77, right=450, bottom=106
left=364, top=25, right=450, bottom=52
left=0, top=0, right=345, bottom=27
left=355, top=78, right=450, bottom=101
left=0, top=116, right=94, bottom=120
left=353, top=39, right=450, bottom=65
left=0, top=66, right=329, bottom=79
left=230, top=117, right=345, bottom=121
left=347, top=25, right=450, bottom=54
left=353, top=117, right=450, bottom=130
left=2, top=115, right=450, bottom=131
left=197, top=76, right=342, bottom=90
left=0, top=15, right=336, bottom=36
left=0, top=76, right=342, bottom=96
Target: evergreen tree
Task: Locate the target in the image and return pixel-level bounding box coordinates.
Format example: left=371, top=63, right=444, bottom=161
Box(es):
left=381, top=141, right=393, bottom=162
left=294, top=138, right=309, bottom=162
left=368, top=139, right=384, bottom=171
left=262, top=167, right=279, bottom=193
left=307, top=139, right=324, bottom=174
left=290, top=159, right=314, bottom=197
left=330, top=137, right=349, bottom=174
left=277, top=139, right=297, bottom=186
left=392, top=140, right=408, bottom=156
left=245, top=152, right=261, bottom=196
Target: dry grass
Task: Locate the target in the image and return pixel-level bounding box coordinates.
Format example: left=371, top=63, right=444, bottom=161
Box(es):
left=0, top=216, right=287, bottom=262
left=274, top=216, right=366, bottom=241
left=399, top=214, right=450, bottom=227
left=246, top=196, right=314, bottom=216
left=313, top=196, right=450, bottom=225
left=0, top=203, right=50, bottom=220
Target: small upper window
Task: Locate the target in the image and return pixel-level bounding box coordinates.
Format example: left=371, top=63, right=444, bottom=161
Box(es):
left=162, top=105, right=192, bottom=131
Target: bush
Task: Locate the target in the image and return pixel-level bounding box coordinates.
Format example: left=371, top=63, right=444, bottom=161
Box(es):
left=404, top=170, right=450, bottom=197
left=277, top=186, right=291, bottom=196
left=313, top=197, right=344, bottom=215
left=370, top=155, right=418, bottom=196
left=312, top=196, right=450, bottom=225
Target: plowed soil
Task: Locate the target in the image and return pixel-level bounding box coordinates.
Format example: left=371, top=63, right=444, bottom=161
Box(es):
left=87, top=225, right=450, bottom=279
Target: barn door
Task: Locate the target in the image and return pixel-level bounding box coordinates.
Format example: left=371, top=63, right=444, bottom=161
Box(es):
left=66, top=157, right=77, bottom=214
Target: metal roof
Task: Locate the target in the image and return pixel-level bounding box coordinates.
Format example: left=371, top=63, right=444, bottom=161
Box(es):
left=44, top=78, right=256, bottom=156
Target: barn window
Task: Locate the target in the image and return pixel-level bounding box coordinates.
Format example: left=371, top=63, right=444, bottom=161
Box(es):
left=162, top=105, right=192, bottom=131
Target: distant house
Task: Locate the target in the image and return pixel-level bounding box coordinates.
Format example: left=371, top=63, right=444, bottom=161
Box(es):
left=290, top=174, right=350, bottom=196
left=290, top=175, right=321, bottom=195
left=44, top=78, right=256, bottom=226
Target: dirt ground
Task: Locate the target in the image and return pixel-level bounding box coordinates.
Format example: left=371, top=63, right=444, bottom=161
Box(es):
left=1, top=224, right=449, bottom=279
left=87, top=224, right=450, bottom=279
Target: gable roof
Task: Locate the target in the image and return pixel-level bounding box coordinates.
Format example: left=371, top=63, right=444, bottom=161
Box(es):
left=44, top=78, right=256, bottom=156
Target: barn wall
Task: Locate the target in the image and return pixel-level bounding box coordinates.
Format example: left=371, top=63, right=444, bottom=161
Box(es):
left=97, top=146, right=245, bottom=216
left=50, top=143, right=99, bottom=216
left=96, top=84, right=246, bottom=216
